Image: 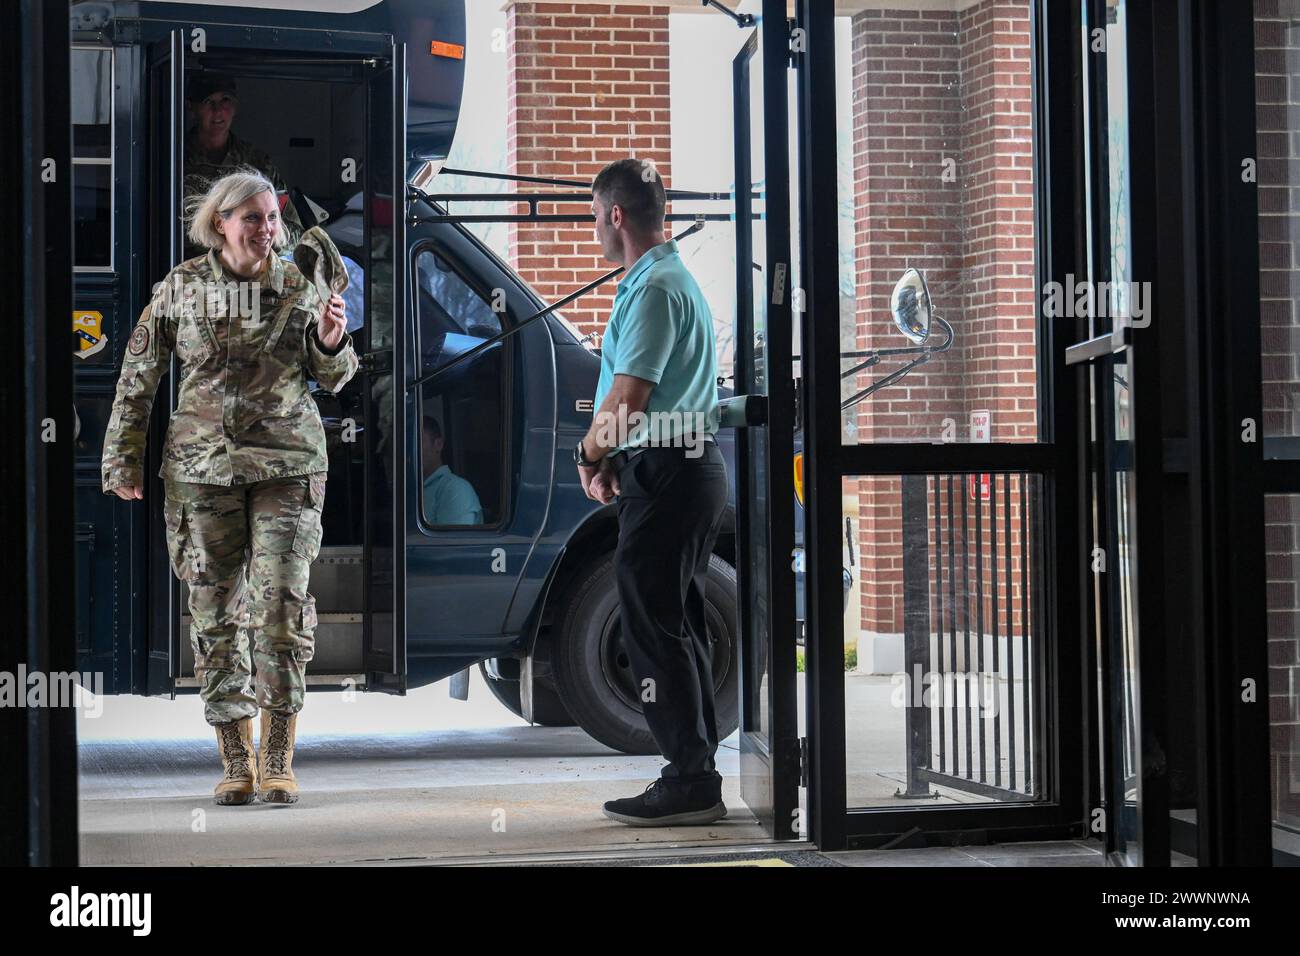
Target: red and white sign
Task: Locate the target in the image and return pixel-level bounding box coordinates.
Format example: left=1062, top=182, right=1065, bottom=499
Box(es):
left=970, top=409, right=991, bottom=443
left=968, top=473, right=992, bottom=502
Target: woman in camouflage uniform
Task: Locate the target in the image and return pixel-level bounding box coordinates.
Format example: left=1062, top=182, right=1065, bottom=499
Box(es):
left=101, top=170, right=358, bottom=806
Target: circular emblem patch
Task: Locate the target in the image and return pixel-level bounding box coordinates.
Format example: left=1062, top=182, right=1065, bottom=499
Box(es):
left=128, top=324, right=150, bottom=357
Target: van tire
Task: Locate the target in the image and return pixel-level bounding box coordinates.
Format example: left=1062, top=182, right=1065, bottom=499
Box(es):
left=552, top=553, right=739, bottom=756
left=478, top=662, right=576, bottom=727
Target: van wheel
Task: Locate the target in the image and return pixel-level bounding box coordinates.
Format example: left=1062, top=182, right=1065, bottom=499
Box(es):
left=552, top=553, right=739, bottom=756
left=478, top=662, right=575, bottom=727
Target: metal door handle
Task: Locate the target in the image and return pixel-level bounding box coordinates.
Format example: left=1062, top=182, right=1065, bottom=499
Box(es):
left=718, top=394, right=767, bottom=427
left=1065, top=327, right=1131, bottom=366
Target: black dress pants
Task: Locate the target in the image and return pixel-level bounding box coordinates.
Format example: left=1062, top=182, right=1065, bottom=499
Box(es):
left=613, top=440, right=729, bottom=782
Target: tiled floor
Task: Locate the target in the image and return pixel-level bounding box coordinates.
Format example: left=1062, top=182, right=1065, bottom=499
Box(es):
left=829, top=840, right=1104, bottom=867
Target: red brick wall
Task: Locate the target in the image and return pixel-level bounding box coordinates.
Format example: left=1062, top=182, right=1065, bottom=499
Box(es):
left=956, top=0, right=1037, bottom=441
left=1263, top=496, right=1300, bottom=830
left=1254, top=0, right=1300, bottom=832
left=850, top=6, right=965, bottom=450
left=849, top=0, right=1036, bottom=638
left=1256, top=0, right=1300, bottom=438
left=506, top=2, right=673, bottom=337
left=849, top=8, right=961, bottom=638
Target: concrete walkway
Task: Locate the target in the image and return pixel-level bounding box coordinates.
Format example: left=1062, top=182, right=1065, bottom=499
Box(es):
left=77, top=674, right=766, bottom=866
left=77, top=668, right=1051, bottom=865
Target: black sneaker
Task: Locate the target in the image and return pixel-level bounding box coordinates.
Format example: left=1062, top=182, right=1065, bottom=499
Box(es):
left=602, top=775, right=727, bottom=827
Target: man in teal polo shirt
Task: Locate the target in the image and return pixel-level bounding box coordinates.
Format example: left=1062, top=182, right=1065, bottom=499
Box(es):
left=572, top=158, right=729, bottom=827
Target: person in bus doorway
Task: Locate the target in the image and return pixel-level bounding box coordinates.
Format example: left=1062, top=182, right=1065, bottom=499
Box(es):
left=576, top=158, right=728, bottom=826
left=101, top=170, right=358, bottom=806
left=183, top=72, right=304, bottom=256
left=420, top=416, right=484, bottom=525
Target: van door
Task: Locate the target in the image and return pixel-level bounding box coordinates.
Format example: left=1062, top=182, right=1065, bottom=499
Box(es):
left=143, top=28, right=187, bottom=696
left=361, top=45, right=408, bottom=693
left=126, top=13, right=408, bottom=693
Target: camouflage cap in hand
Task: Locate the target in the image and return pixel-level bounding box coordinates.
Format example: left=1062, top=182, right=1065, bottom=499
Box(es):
left=293, top=226, right=349, bottom=307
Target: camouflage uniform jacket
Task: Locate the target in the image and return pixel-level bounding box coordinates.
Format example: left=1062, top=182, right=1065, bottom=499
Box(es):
left=101, top=250, right=359, bottom=492
left=184, top=127, right=304, bottom=249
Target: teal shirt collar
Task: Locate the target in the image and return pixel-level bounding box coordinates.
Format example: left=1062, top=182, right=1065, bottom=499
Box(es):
left=616, top=239, right=679, bottom=295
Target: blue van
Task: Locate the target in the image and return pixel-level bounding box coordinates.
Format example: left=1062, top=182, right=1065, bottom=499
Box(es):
left=71, top=0, right=741, bottom=754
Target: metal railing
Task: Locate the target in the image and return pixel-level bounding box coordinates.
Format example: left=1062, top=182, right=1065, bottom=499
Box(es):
left=899, top=473, right=1044, bottom=802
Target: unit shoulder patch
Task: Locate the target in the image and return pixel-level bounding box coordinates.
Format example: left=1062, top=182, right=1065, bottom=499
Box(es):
left=127, top=322, right=151, bottom=360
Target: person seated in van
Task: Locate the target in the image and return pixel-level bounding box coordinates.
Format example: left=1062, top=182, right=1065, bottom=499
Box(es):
left=183, top=72, right=303, bottom=255
left=420, top=416, right=484, bottom=525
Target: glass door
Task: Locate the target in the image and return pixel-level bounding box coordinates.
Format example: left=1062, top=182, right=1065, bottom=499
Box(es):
left=732, top=0, right=801, bottom=839
left=793, top=0, right=1089, bottom=850
left=1078, top=0, right=1143, bottom=866
left=361, top=45, right=408, bottom=693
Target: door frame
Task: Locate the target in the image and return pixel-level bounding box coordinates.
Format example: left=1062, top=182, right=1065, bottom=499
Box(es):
left=143, top=27, right=186, bottom=697
left=127, top=20, right=404, bottom=694
left=731, top=5, right=801, bottom=840
left=361, top=43, right=409, bottom=692
left=1076, top=0, right=1274, bottom=868
left=0, top=0, right=77, bottom=867
left=1169, top=0, right=1271, bottom=864
left=794, top=0, right=1091, bottom=851
left=1074, top=0, right=1174, bottom=867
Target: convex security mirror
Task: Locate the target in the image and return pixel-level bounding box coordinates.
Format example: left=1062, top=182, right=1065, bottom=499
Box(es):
left=891, top=267, right=933, bottom=345
left=837, top=267, right=955, bottom=412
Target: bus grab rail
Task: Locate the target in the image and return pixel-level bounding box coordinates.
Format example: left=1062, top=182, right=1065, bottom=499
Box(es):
left=404, top=218, right=707, bottom=393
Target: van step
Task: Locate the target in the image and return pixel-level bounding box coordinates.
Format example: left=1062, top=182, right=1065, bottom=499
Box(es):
left=180, top=613, right=361, bottom=624
left=174, top=673, right=366, bottom=689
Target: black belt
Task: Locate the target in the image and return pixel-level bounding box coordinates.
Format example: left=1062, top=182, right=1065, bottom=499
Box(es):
left=606, top=434, right=716, bottom=473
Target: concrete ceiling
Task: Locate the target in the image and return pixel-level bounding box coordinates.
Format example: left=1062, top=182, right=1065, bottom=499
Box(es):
left=503, top=0, right=989, bottom=14
left=131, top=0, right=989, bottom=17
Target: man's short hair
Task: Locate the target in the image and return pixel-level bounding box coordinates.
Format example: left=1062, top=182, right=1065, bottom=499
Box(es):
left=422, top=416, right=443, bottom=441
left=592, top=158, right=666, bottom=234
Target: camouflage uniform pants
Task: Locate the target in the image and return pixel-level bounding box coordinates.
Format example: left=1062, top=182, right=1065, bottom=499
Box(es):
left=163, top=473, right=326, bottom=725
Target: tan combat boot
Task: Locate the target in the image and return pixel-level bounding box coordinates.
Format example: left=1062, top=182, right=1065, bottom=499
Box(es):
left=258, top=709, right=300, bottom=804
left=213, top=717, right=258, bottom=806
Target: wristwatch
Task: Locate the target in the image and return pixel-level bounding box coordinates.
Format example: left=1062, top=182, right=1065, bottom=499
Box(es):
left=574, top=439, right=599, bottom=468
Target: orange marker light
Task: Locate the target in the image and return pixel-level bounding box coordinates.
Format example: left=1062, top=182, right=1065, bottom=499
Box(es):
left=429, top=41, right=465, bottom=59
left=793, top=452, right=804, bottom=507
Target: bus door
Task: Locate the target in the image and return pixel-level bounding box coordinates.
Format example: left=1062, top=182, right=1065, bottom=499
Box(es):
left=142, top=28, right=186, bottom=696
left=128, top=16, right=407, bottom=693
left=361, top=45, right=408, bottom=693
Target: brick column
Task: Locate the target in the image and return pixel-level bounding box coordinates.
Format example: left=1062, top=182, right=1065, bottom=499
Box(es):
left=957, top=0, right=1036, bottom=443
left=849, top=8, right=965, bottom=644
left=1254, top=0, right=1300, bottom=832
left=850, top=7, right=966, bottom=452
left=848, top=0, right=1035, bottom=655
left=1256, top=0, right=1300, bottom=438
left=506, top=1, right=673, bottom=338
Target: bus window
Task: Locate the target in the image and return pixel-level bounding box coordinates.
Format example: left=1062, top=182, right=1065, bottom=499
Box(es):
left=415, top=249, right=503, bottom=343
left=72, top=47, right=112, bottom=271
left=414, top=248, right=504, bottom=528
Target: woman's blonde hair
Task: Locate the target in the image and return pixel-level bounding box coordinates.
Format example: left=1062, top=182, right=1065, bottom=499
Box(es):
left=185, top=167, right=289, bottom=252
